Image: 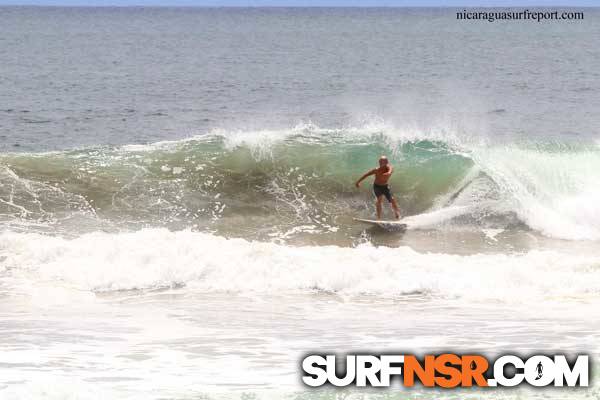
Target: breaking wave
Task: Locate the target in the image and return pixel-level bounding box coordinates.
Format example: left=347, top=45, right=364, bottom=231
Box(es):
left=0, top=123, right=599, bottom=241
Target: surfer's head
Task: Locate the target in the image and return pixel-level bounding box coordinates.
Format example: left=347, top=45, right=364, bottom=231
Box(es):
left=378, top=155, right=389, bottom=167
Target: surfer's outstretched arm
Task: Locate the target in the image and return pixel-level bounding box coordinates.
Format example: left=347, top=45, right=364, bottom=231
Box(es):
left=355, top=169, right=376, bottom=188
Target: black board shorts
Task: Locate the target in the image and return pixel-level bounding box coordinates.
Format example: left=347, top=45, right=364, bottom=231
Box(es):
left=373, top=183, right=393, bottom=202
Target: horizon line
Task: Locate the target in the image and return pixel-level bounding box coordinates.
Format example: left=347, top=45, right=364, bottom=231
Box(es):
left=1, top=3, right=597, bottom=7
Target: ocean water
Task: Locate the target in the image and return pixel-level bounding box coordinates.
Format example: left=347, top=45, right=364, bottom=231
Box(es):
left=1, top=6, right=600, bottom=400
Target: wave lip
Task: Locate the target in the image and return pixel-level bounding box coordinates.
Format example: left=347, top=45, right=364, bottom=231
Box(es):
left=472, top=145, right=600, bottom=241
left=1, top=229, right=599, bottom=302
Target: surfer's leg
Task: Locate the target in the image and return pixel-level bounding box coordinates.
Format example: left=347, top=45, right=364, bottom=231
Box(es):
left=376, top=196, right=384, bottom=220
left=390, top=197, right=400, bottom=219
left=382, top=186, right=400, bottom=220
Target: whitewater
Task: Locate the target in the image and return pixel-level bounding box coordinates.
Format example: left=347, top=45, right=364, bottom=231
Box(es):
left=2, top=125, right=600, bottom=400
left=2, top=228, right=600, bottom=299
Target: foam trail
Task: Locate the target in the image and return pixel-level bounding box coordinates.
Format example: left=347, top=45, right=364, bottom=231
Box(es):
left=402, top=205, right=472, bottom=229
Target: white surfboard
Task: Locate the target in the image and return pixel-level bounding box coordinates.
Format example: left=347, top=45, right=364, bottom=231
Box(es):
left=353, top=218, right=407, bottom=232
left=354, top=205, right=471, bottom=232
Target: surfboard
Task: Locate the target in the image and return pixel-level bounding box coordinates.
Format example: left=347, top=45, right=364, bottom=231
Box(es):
left=353, top=218, right=407, bottom=232
left=354, top=206, right=472, bottom=232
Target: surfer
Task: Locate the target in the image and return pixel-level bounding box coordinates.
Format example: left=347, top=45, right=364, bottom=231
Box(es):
left=355, top=155, right=401, bottom=220
left=535, top=361, right=543, bottom=380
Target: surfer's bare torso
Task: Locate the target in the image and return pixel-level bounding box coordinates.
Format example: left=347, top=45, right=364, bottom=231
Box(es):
left=355, top=156, right=401, bottom=220
left=373, top=166, right=392, bottom=185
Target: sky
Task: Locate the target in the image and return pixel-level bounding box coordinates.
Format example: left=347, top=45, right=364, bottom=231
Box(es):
left=0, top=0, right=597, bottom=6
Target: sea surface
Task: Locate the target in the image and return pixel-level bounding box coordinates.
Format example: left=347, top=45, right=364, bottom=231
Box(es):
left=1, top=6, right=600, bottom=399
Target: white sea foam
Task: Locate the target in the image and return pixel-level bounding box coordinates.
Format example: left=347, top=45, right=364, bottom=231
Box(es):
left=1, top=229, right=599, bottom=302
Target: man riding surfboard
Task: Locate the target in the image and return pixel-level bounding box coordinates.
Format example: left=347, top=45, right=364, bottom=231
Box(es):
left=355, top=155, right=401, bottom=220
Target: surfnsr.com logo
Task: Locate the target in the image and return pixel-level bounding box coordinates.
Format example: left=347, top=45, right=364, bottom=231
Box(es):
left=301, top=354, right=589, bottom=388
